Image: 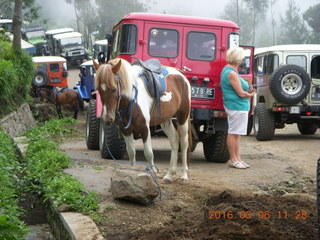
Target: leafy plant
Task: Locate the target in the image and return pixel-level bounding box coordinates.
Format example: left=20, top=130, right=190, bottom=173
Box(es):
left=0, top=130, right=29, bottom=239
left=24, top=118, right=99, bottom=214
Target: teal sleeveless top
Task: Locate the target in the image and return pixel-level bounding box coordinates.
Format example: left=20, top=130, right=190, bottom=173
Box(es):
left=220, top=65, right=250, bottom=111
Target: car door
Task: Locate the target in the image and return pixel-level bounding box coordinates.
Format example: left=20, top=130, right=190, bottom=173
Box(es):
left=181, top=27, right=222, bottom=109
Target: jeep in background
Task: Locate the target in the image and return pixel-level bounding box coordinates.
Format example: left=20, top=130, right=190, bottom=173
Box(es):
left=254, top=44, right=320, bottom=140
left=32, top=56, right=68, bottom=89
left=0, top=19, right=13, bottom=32
left=45, top=28, right=74, bottom=56
left=22, top=26, right=50, bottom=56
left=53, top=32, right=88, bottom=66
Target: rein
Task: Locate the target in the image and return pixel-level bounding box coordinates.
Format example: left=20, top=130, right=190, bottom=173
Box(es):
left=115, top=74, right=139, bottom=130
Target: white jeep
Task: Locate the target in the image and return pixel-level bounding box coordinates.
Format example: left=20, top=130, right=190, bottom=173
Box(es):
left=253, top=44, right=320, bottom=140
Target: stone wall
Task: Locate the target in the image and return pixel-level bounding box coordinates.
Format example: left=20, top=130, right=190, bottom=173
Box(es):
left=0, top=103, right=36, bottom=138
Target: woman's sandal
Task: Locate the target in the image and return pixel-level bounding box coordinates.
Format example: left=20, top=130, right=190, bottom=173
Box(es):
left=228, top=160, right=247, bottom=169
left=240, top=161, right=250, bottom=168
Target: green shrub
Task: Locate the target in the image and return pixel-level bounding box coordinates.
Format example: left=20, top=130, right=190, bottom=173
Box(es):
left=0, top=130, right=29, bottom=239
left=0, top=40, right=35, bottom=118
left=24, top=118, right=99, bottom=214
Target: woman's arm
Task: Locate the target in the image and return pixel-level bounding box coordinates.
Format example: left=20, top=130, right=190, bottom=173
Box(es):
left=228, top=71, right=255, bottom=98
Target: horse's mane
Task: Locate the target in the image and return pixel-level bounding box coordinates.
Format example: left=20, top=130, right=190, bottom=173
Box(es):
left=95, top=58, right=134, bottom=98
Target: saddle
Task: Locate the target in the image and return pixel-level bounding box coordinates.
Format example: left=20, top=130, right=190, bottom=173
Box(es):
left=132, top=59, right=168, bottom=117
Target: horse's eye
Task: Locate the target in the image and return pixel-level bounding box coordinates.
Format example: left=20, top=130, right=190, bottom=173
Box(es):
left=112, top=89, right=117, bottom=93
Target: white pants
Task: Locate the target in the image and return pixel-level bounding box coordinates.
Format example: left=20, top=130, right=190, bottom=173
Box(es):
left=224, top=107, right=248, bottom=135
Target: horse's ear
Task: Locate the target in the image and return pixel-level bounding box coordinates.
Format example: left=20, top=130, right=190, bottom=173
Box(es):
left=93, top=59, right=100, bottom=70
left=112, top=59, right=122, bottom=75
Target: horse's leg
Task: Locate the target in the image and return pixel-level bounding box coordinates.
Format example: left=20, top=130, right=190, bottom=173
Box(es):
left=73, top=104, right=79, bottom=119
left=142, top=128, right=157, bottom=173
left=178, top=120, right=189, bottom=181
left=55, top=104, right=61, bottom=118
left=160, top=120, right=179, bottom=182
left=123, top=134, right=136, bottom=165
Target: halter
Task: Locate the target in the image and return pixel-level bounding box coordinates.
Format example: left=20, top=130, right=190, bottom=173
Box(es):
left=114, top=74, right=139, bottom=130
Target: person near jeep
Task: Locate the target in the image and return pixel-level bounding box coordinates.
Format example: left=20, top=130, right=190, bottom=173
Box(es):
left=221, top=47, right=256, bottom=169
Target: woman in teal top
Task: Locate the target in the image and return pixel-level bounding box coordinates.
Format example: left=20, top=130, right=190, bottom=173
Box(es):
left=221, top=47, right=255, bottom=169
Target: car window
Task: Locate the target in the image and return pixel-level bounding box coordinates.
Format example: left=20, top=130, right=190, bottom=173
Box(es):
left=255, top=56, right=264, bottom=75
left=311, top=55, right=320, bottom=79
left=37, top=64, right=47, bottom=73
left=266, top=54, right=279, bottom=74
left=112, top=28, right=120, bottom=58
left=187, top=31, right=216, bottom=61
left=148, top=28, right=179, bottom=58
left=119, top=24, right=137, bottom=54
left=287, top=55, right=307, bottom=70
left=50, top=63, right=59, bottom=73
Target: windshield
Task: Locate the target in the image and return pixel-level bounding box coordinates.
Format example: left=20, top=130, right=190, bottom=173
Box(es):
left=26, top=30, right=45, bottom=39
left=60, top=37, right=83, bottom=47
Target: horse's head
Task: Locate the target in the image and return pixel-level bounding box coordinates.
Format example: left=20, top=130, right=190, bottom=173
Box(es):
left=94, top=58, right=129, bottom=124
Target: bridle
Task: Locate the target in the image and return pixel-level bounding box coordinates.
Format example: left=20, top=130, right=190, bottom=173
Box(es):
left=112, top=74, right=139, bottom=130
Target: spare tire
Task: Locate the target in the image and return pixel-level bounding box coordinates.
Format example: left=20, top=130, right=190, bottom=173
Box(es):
left=32, top=70, right=48, bottom=88
left=269, top=64, right=310, bottom=104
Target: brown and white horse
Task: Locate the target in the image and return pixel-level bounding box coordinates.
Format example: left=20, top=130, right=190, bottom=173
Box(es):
left=93, top=58, right=191, bottom=182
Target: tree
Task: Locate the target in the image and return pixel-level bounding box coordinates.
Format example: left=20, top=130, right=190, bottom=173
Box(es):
left=270, top=0, right=278, bottom=45
left=0, top=0, right=41, bottom=23
left=303, top=3, right=320, bottom=43
left=94, top=0, right=148, bottom=39
left=243, top=0, right=268, bottom=45
left=278, top=0, right=310, bottom=44
left=220, top=0, right=253, bottom=45
left=12, top=0, right=22, bottom=51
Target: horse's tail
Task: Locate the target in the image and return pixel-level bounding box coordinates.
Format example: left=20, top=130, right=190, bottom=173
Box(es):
left=76, top=91, right=84, bottom=111
left=187, top=117, right=192, bottom=168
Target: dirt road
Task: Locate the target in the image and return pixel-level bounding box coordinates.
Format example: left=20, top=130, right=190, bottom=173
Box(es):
left=62, top=69, right=320, bottom=239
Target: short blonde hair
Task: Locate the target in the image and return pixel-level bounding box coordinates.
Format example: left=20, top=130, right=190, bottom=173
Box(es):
left=226, top=47, right=244, bottom=65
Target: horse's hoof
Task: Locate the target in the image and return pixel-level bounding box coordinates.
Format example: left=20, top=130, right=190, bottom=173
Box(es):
left=179, top=177, right=189, bottom=184
left=162, top=177, right=172, bottom=184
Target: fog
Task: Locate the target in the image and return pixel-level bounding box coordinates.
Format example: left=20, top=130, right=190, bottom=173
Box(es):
left=38, top=0, right=318, bottom=27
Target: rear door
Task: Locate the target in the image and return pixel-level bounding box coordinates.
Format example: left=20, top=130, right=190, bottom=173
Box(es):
left=181, top=27, right=222, bottom=109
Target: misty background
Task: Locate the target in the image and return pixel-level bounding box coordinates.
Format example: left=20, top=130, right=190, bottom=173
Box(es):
left=4, top=0, right=320, bottom=48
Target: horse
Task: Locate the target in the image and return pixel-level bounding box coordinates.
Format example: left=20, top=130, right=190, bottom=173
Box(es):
left=93, top=58, right=191, bottom=182
left=37, top=85, right=84, bottom=119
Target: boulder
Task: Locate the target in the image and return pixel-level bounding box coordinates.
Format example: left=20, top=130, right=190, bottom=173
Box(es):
left=110, top=170, right=160, bottom=205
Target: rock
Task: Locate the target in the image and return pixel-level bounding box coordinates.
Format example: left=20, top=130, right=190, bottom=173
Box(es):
left=281, top=193, right=316, bottom=202
left=110, top=170, right=160, bottom=205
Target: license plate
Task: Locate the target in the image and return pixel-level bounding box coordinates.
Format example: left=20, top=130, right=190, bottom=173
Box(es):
left=289, top=106, right=300, bottom=114
left=191, top=86, right=214, bottom=99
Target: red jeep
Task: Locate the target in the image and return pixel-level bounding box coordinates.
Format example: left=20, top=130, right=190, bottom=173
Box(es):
left=86, top=13, right=254, bottom=162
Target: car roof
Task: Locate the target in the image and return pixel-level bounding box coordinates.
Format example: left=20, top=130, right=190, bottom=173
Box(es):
left=45, top=28, right=74, bottom=35
left=255, top=44, right=320, bottom=55
left=117, top=12, right=239, bottom=29
left=0, top=19, right=12, bottom=23
left=32, top=56, right=66, bottom=63
left=80, top=60, right=93, bottom=67
left=94, top=39, right=108, bottom=45
left=54, top=31, right=82, bottom=39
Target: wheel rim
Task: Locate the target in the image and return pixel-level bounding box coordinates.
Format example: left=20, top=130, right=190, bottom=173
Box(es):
left=281, top=73, right=303, bottom=95
left=35, top=74, right=44, bottom=84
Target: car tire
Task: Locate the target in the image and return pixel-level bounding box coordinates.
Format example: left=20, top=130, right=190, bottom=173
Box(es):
left=269, top=64, right=311, bottom=104
left=85, top=99, right=100, bottom=150
left=203, top=131, right=229, bottom=163
left=99, top=119, right=126, bottom=160
left=247, top=115, right=253, bottom=135
left=254, top=103, right=275, bottom=141
left=32, top=70, right=48, bottom=88
left=297, top=121, right=318, bottom=135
